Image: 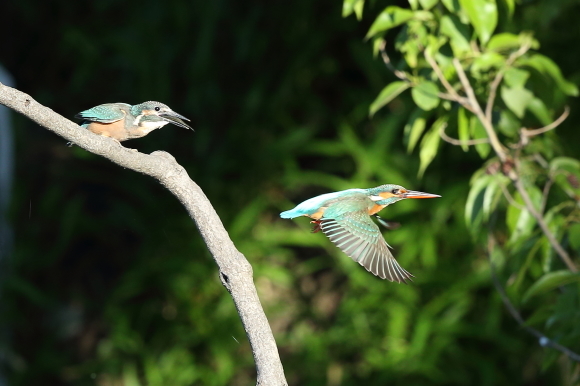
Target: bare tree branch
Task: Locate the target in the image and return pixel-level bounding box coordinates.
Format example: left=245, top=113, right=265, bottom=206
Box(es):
left=0, top=82, right=288, bottom=386
left=424, top=51, right=474, bottom=112
left=378, top=40, right=410, bottom=81
left=523, top=106, right=570, bottom=137
left=487, top=235, right=580, bottom=362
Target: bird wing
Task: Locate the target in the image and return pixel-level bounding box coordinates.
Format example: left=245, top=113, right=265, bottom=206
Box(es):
left=75, top=103, right=129, bottom=123
left=319, top=205, right=413, bottom=283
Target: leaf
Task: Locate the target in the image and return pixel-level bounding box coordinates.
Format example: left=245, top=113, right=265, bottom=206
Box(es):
left=457, top=107, right=470, bottom=152
left=459, top=0, right=498, bottom=45
left=506, top=188, right=542, bottom=245
left=500, top=0, right=515, bottom=17
left=503, top=67, right=529, bottom=88
left=366, top=6, right=415, bottom=39
left=342, top=0, right=365, bottom=19
left=470, top=117, right=491, bottom=158
left=441, top=0, right=460, bottom=12
left=482, top=176, right=503, bottom=220
left=440, top=15, right=471, bottom=57
left=568, top=223, right=580, bottom=250
left=404, top=108, right=430, bottom=152
left=550, top=157, right=580, bottom=173
left=418, top=0, right=438, bottom=10
left=418, top=117, right=445, bottom=177
left=523, top=271, right=580, bottom=302
left=497, top=109, right=519, bottom=137
left=411, top=81, right=440, bottom=111
left=487, top=33, right=520, bottom=52
left=465, top=174, right=491, bottom=227
left=501, top=86, right=533, bottom=118
left=471, top=52, right=505, bottom=76
left=526, top=97, right=552, bottom=126
left=369, top=81, right=410, bottom=116
left=520, top=54, right=579, bottom=97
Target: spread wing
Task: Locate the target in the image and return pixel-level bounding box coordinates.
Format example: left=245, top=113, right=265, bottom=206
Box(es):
left=75, top=103, right=128, bottom=123
left=319, top=208, right=413, bottom=283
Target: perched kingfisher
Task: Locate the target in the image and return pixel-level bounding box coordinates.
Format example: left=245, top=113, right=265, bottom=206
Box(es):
left=75, top=101, right=192, bottom=142
left=280, top=184, right=440, bottom=283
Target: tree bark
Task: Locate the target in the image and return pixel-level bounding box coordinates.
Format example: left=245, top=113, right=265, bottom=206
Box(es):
left=0, top=82, right=288, bottom=386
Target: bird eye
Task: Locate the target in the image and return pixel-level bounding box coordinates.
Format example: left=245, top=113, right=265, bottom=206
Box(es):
left=391, top=188, right=399, bottom=194
left=155, top=107, right=161, bottom=111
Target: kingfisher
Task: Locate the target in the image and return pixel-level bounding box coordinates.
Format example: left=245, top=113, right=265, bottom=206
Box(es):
left=280, top=184, right=440, bottom=283
left=75, top=101, right=192, bottom=142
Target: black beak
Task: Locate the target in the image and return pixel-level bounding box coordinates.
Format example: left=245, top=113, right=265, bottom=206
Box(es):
left=402, top=190, right=441, bottom=199
left=160, top=111, right=193, bottom=130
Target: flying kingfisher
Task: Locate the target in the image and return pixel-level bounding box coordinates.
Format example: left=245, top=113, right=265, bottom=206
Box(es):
left=280, top=184, right=440, bottom=283
left=75, top=101, right=192, bottom=142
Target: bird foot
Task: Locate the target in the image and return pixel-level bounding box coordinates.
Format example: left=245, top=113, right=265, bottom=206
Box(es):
left=310, top=220, right=322, bottom=233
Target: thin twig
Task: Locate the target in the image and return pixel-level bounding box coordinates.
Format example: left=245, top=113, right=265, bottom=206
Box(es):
left=453, top=58, right=508, bottom=162
left=485, top=41, right=532, bottom=121
left=378, top=40, right=409, bottom=81
left=540, top=176, right=555, bottom=214
left=523, top=106, right=570, bottom=137
left=439, top=123, right=490, bottom=146
left=424, top=51, right=474, bottom=112
left=487, top=235, right=580, bottom=362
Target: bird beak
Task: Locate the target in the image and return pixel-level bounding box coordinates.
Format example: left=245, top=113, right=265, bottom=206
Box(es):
left=160, top=111, right=193, bottom=130
left=402, top=190, right=441, bottom=199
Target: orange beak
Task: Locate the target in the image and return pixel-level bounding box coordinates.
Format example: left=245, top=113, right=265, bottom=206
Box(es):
left=401, top=190, right=441, bottom=199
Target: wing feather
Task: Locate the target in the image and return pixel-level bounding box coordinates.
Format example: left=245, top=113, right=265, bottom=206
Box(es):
left=319, top=213, right=413, bottom=283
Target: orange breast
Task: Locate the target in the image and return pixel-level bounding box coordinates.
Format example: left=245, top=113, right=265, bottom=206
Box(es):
left=87, top=120, right=128, bottom=141
left=368, top=204, right=385, bottom=216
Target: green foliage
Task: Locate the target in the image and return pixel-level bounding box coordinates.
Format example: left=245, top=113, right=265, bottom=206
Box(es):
left=2, top=0, right=580, bottom=384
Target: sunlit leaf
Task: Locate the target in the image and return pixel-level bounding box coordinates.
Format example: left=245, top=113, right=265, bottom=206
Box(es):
left=441, top=0, right=460, bottom=12
left=498, top=109, right=520, bottom=137
left=369, top=81, right=410, bottom=116
left=465, top=173, right=491, bottom=231
left=440, top=15, right=471, bottom=56
left=506, top=188, right=542, bottom=245
left=500, top=0, right=515, bottom=17
left=523, top=271, right=580, bottom=302
left=411, top=81, right=440, bottom=111
left=504, top=67, right=529, bottom=88
left=501, top=85, right=534, bottom=118
left=459, top=0, right=498, bottom=45
left=457, top=107, right=470, bottom=152
left=405, top=107, right=430, bottom=152
left=366, top=6, right=415, bottom=39
left=487, top=32, right=524, bottom=52
left=418, top=117, right=445, bottom=177
left=470, top=117, right=491, bottom=158
left=419, top=0, right=438, bottom=10
left=471, top=52, right=505, bottom=77
left=343, top=0, right=365, bottom=19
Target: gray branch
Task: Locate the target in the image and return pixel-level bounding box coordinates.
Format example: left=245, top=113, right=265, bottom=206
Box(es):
left=0, top=82, right=288, bottom=386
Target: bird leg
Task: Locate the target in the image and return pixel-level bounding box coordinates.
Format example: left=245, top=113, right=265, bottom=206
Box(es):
left=310, top=220, right=322, bottom=233
left=374, top=215, right=400, bottom=230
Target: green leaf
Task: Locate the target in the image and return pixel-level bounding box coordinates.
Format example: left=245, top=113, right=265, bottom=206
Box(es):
left=366, top=6, right=415, bottom=39
left=343, top=0, right=365, bottom=19
left=497, top=109, right=519, bottom=137
left=369, top=81, right=410, bottom=116
left=441, top=0, right=460, bottom=12
left=487, top=33, right=520, bottom=52
left=405, top=108, right=430, bottom=152
left=501, top=86, right=534, bottom=118
left=523, top=271, right=580, bottom=302
left=568, top=223, right=580, bottom=250
left=440, top=15, right=471, bottom=56
left=520, top=54, right=579, bottom=96
left=500, top=0, right=515, bottom=17
left=526, top=97, right=552, bottom=126
left=465, top=174, right=491, bottom=227
left=411, top=81, right=440, bottom=111
left=470, top=117, right=491, bottom=158
left=506, top=188, right=542, bottom=245
left=419, top=0, right=438, bottom=10
left=550, top=157, right=580, bottom=173
left=457, top=107, right=470, bottom=152
left=418, top=117, right=445, bottom=177
left=471, top=52, right=505, bottom=76
left=482, top=176, right=504, bottom=220
left=504, top=67, right=529, bottom=88
left=459, top=0, right=498, bottom=45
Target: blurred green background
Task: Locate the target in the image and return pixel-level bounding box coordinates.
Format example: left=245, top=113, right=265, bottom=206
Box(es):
left=1, top=0, right=579, bottom=385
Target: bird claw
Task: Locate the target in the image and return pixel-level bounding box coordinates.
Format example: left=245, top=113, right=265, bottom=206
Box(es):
left=310, top=220, right=322, bottom=233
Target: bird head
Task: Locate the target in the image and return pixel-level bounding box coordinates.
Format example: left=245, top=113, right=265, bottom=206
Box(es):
left=131, top=101, right=193, bottom=130
left=367, top=184, right=440, bottom=206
